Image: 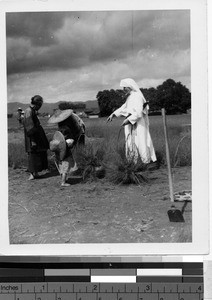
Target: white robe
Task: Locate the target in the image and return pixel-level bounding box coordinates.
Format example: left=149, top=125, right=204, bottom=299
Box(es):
left=113, top=90, right=157, bottom=163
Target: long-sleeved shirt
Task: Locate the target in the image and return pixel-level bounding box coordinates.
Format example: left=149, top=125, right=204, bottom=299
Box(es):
left=23, top=105, right=49, bottom=153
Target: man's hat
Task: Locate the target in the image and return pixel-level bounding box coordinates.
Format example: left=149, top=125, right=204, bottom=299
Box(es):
left=49, top=131, right=67, bottom=160
left=48, top=109, right=73, bottom=124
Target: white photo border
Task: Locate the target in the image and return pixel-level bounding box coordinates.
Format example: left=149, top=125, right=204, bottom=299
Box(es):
left=0, top=0, right=209, bottom=256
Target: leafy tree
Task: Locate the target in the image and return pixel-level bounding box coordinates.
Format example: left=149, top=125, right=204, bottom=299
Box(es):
left=97, top=89, right=126, bottom=117
left=96, top=79, right=191, bottom=116
left=141, top=87, right=159, bottom=112
left=96, top=90, right=112, bottom=117
left=156, top=79, right=191, bottom=114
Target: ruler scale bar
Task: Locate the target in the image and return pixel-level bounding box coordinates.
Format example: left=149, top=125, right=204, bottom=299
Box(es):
left=0, top=257, right=204, bottom=262
left=45, top=276, right=90, bottom=282
left=183, top=277, right=204, bottom=283
left=91, top=269, right=136, bottom=276
left=182, top=268, right=203, bottom=275
left=137, top=269, right=182, bottom=276
left=0, top=293, right=202, bottom=300
left=0, top=276, right=204, bottom=283
left=136, top=276, right=204, bottom=283
left=137, top=276, right=183, bottom=282
left=0, top=278, right=44, bottom=282
left=45, top=269, right=90, bottom=276
left=91, top=276, right=136, bottom=283
left=0, top=262, right=204, bottom=269
left=0, top=262, right=204, bottom=299
left=0, top=282, right=204, bottom=293
left=0, top=270, right=44, bottom=277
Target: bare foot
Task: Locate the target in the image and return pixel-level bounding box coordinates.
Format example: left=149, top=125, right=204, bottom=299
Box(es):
left=28, top=174, right=34, bottom=180
left=61, top=183, right=71, bottom=187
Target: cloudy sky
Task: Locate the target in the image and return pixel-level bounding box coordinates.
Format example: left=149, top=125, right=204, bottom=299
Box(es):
left=6, top=10, right=190, bottom=104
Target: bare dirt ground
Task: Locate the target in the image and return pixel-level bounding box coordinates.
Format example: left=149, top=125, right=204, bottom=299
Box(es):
left=8, top=166, right=192, bottom=244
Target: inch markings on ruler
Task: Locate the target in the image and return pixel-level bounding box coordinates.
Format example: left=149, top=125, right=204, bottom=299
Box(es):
left=0, top=282, right=204, bottom=300
left=0, top=263, right=204, bottom=300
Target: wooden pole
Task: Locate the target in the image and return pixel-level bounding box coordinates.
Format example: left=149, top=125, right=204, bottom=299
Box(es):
left=162, top=108, right=174, bottom=203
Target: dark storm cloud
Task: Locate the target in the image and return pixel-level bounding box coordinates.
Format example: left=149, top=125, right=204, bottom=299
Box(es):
left=6, top=11, right=68, bottom=46
left=6, top=10, right=190, bottom=75
left=130, top=10, right=190, bottom=51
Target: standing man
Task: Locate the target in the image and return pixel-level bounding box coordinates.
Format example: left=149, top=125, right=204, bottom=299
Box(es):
left=23, top=95, right=49, bottom=180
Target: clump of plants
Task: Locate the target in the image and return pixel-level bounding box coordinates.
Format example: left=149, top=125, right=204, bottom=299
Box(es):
left=74, top=144, right=106, bottom=181
left=106, top=146, right=148, bottom=185
left=173, top=132, right=191, bottom=167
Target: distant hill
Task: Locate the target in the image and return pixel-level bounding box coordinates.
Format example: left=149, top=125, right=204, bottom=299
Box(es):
left=7, top=100, right=98, bottom=115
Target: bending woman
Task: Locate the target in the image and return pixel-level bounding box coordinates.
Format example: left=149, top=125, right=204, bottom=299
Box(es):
left=107, top=78, right=157, bottom=164
left=23, top=95, right=49, bottom=180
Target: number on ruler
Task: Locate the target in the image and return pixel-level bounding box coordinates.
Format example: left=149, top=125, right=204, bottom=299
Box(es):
left=198, top=285, right=202, bottom=291
left=145, top=284, right=151, bottom=291
left=93, top=285, right=98, bottom=292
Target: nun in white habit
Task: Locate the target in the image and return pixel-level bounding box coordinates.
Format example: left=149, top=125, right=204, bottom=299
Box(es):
left=107, top=78, right=157, bottom=164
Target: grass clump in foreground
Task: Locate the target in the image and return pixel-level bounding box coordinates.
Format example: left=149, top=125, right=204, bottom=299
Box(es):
left=105, top=146, right=148, bottom=185
left=73, top=144, right=106, bottom=181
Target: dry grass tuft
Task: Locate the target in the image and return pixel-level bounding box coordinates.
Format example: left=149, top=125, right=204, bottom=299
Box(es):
left=105, top=146, right=148, bottom=185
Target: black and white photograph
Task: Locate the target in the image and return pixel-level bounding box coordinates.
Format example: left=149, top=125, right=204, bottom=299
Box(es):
left=0, top=0, right=209, bottom=255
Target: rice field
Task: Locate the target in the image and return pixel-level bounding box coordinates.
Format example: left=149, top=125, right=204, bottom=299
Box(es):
left=8, top=114, right=191, bottom=170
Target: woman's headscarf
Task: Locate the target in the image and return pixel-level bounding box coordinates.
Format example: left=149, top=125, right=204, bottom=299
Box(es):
left=120, top=78, right=146, bottom=101
left=120, top=78, right=140, bottom=92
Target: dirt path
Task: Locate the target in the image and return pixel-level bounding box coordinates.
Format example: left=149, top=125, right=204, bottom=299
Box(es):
left=8, top=166, right=192, bottom=244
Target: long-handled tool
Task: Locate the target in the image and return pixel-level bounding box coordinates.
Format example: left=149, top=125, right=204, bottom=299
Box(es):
left=162, top=108, right=185, bottom=222
left=54, top=159, right=61, bottom=175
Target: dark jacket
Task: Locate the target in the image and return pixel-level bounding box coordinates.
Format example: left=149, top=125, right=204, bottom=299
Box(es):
left=23, top=106, right=49, bottom=153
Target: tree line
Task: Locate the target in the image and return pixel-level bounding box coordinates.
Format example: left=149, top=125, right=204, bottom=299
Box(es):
left=58, top=101, right=86, bottom=111
left=96, top=79, right=191, bottom=116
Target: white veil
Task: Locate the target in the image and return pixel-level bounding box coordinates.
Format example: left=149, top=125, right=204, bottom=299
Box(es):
left=120, top=78, right=146, bottom=102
